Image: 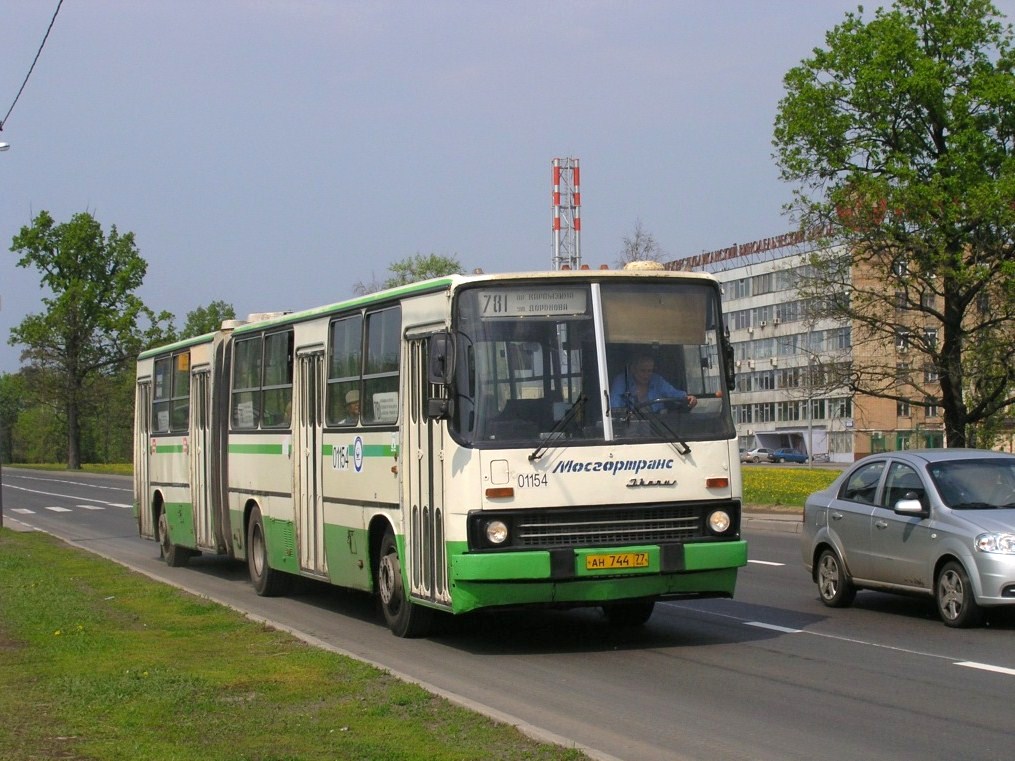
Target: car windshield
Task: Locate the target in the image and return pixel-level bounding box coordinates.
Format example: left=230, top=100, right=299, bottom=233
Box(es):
left=928, top=459, right=1015, bottom=509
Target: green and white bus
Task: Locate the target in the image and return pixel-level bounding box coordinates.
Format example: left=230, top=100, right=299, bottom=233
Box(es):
left=134, top=267, right=747, bottom=636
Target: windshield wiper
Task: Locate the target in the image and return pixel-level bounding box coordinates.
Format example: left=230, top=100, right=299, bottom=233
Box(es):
left=529, top=393, right=588, bottom=461
left=949, top=501, right=995, bottom=510
left=625, top=400, right=692, bottom=456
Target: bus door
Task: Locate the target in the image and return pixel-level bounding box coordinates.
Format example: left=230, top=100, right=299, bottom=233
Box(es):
left=295, top=350, right=326, bottom=576
left=134, top=379, right=154, bottom=539
left=406, top=337, right=450, bottom=606
left=189, top=368, right=214, bottom=549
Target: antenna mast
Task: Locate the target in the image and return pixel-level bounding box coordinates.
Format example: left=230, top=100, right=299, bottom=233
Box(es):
left=551, top=157, right=581, bottom=270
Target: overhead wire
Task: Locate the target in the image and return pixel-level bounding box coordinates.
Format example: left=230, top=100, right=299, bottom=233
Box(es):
left=0, top=0, right=65, bottom=132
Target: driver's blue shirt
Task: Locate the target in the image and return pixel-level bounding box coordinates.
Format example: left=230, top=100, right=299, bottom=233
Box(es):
left=610, top=372, right=688, bottom=412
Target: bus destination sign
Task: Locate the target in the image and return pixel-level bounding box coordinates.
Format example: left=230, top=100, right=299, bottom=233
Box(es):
left=477, top=288, right=588, bottom=318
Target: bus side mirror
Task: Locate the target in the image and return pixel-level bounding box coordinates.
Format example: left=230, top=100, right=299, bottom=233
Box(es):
left=428, top=332, right=455, bottom=384
left=426, top=398, right=450, bottom=420
left=722, top=330, right=736, bottom=391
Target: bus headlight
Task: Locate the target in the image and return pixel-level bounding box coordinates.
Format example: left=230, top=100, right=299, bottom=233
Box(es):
left=485, top=520, right=509, bottom=545
left=708, top=510, right=732, bottom=534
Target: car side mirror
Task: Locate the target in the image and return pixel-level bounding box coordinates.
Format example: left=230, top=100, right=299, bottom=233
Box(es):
left=894, top=497, right=926, bottom=517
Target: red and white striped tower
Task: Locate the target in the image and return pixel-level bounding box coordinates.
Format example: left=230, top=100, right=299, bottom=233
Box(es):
left=551, top=157, right=581, bottom=270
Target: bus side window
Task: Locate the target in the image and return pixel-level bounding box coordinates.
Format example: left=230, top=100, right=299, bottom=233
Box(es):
left=363, top=307, right=400, bottom=425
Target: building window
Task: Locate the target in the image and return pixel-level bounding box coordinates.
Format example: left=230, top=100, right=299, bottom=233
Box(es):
left=731, top=278, right=751, bottom=300
left=897, top=399, right=911, bottom=417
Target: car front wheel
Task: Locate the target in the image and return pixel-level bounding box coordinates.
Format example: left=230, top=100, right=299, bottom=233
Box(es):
left=816, top=547, right=856, bottom=607
left=936, top=561, right=983, bottom=628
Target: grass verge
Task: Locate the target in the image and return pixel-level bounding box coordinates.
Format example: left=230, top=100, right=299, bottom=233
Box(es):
left=741, top=465, right=839, bottom=511
left=0, top=530, right=587, bottom=761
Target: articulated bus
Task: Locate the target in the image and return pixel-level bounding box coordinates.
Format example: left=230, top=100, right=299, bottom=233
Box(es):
left=134, top=267, right=746, bottom=636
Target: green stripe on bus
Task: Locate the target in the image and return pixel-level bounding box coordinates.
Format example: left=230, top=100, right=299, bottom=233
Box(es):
left=322, top=443, right=397, bottom=457
left=228, top=443, right=287, bottom=455
left=154, top=444, right=184, bottom=454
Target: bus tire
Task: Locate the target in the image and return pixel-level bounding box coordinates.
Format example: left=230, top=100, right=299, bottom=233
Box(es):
left=377, top=528, right=433, bottom=638
left=247, top=505, right=289, bottom=597
left=602, top=599, right=655, bottom=627
left=158, top=504, right=190, bottom=568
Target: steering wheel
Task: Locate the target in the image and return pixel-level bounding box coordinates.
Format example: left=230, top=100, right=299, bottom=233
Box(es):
left=634, top=396, right=690, bottom=413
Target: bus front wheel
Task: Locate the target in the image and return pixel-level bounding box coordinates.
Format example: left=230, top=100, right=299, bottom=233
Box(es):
left=602, top=599, right=655, bottom=627
left=247, top=505, right=289, bottom=597
left=377, top=528, right=433, bottom=638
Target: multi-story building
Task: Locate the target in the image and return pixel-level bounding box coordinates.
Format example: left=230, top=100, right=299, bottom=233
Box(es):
left=667, top=232, right=946, bottom=463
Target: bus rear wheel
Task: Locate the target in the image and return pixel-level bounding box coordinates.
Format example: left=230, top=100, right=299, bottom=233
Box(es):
left=157, top=504, right=190, bottom=568
left=377, top=528, right=433, bottom=638
left=247, top=505, right=290, bottom=597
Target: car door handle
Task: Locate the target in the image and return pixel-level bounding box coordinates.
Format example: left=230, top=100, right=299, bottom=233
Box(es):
left=831, top=512, right=844, bottom=521
left=875, top=520, right=888, bottom=530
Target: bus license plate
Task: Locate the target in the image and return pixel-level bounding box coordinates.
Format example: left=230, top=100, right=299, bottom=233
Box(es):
left=585, top=552, right=649, bottom=570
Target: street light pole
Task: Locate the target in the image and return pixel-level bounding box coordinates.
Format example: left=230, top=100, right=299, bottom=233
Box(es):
left=0, top=142, right=6, bottom=525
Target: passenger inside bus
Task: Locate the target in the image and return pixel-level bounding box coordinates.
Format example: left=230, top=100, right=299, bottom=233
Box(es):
left=339, top=390, right=360, bottom=424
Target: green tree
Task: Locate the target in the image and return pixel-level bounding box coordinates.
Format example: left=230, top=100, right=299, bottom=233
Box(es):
left=181, top=300, right=236, bottom=339
left=353, top=253, right=463, bottom=295
left=0, top=372, right=26, bottom=463
left=773, top=0, right=1015, bottom=448
left=8, top=211, right=173, bottom=468
left=617, top=219, right=665, bottom=267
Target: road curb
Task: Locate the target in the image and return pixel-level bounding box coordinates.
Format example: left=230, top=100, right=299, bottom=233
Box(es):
left=743, top=511, right=802, bottom=534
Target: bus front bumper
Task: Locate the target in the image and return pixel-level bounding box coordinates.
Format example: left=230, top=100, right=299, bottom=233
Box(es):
left=447, top=539, right=748, bottom=613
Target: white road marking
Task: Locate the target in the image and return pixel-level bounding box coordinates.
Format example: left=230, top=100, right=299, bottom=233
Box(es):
left=45, top=506, right=72, bottom=513
left=955, top=661, right=1015, bottom=676
left=666, top=601, right=1015, bottom=679
left=746, top=621, right=801, bottom=633
left=78, top=505, right=105, bottom=510
left=3, top=473, right=129, bottom=493
left=748, top=559, right=784, bottom=566
left=3, top=483, right=130, bottom=507
left=10, top=508, right=35, bottom=514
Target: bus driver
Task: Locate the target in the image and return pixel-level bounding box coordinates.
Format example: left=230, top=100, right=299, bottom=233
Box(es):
left=610, top=353, right=697, bottom=413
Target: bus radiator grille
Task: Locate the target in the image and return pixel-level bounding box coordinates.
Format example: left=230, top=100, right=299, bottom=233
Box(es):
left=514, top=505, right=706, bottom=548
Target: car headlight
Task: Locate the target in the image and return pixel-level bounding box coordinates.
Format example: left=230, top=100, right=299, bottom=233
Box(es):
left=975, top=533, right=1015, bottom=554
left=708, top=510, right=732, bottom=534
left=485, top=519, right=509, bottom=545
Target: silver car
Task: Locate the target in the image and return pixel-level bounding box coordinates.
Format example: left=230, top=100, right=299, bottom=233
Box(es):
left=801, top=449, right=1015, bottom=627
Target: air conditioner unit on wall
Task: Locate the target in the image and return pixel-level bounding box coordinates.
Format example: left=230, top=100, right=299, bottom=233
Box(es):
left=748, top=359, right=756, bottom=369
left=774, top=317, right=780, bottom=325
left=760, top=320, right=767, bottom=327
left=770, top=357, right=778, bottom=366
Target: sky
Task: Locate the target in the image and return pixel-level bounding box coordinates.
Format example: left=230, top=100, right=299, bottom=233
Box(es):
left=2, top=0, right=1013, bottom=374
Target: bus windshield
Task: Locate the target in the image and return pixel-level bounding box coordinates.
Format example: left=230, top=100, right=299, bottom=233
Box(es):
left=450, top=280, right=735, bottom=446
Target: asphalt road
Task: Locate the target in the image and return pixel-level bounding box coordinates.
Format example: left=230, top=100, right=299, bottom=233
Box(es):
left=3, top=467, right=1014, bottom=761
